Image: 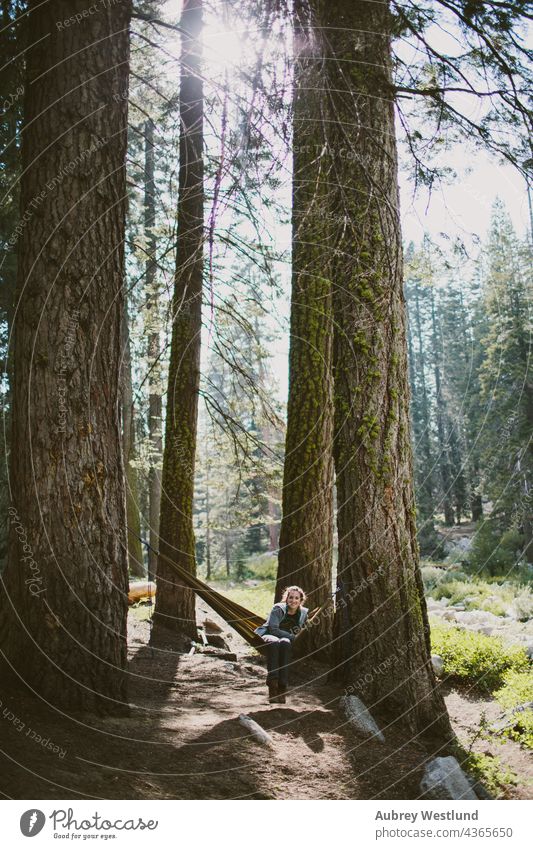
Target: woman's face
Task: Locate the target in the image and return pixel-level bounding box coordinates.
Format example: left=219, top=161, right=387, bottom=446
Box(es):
left=286, top=590, right=302, bottom=611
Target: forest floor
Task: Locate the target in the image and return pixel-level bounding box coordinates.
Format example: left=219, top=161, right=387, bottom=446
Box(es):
left=0, top=597, right=531, bottom=800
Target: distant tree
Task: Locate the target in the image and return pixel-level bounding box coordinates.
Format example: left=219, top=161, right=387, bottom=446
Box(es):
left=479, top=202, right=533, bottom=557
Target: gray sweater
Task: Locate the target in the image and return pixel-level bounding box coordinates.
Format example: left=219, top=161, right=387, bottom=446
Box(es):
left=254, top=602, right=309, bottom=641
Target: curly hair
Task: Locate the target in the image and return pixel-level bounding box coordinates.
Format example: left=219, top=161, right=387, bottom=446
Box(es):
left=281, top=585, right=307, bottom=605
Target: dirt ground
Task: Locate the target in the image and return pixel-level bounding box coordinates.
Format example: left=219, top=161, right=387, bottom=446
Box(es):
left=0, top=599, right=531, bottom=800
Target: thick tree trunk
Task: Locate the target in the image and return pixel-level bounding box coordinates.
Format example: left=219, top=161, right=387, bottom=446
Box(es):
left=0, top=0, right=132, bottom=713
left=154, top=0, right=203, bottom=639
left=144, top=119, right=162, bottom=583
left=122, top=299, right=145, bottom=578
left=326, top=1, right=453, bottom=741
left=276, top=0, right=334, bottom=656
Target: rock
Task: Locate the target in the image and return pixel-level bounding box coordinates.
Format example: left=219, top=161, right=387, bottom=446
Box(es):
left=427, top=597, right=449, bottom=609
left=478, top=626, right=493, bottom=636
left=420, top=756, right=478, bottom=800
left=452, top=603, right=466, bottom=611
left=238, top=714, right=273, bottom=746
left=200, top=647, right=238, bottom=662
left=471, top=781, right=494, bottom=800
left=203, top=617, right=223, bottom=634
left=340, top=695, right=385, bottom=742
left=442, top=610, right=457, bottom=621
left=206, top=633, right=230, bottom=650
left=465, top=774, right=495, bottom=800
left=431, top=654, right=444, bottom=677
left=524, top=643, right=533, bottom=659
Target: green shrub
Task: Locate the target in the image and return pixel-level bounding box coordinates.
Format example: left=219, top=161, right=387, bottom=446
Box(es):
left=493, top=669, right=533, bottom=749
left=418, top=522, right=448, bottom=559
left=458, top=750, right=518, bottom=797
left=421, top=564, right=447, bottom=592
left=466, top=521, right=524, bottom=577
left=432, top=579, right=472, bottom=603
left=245, top=554, right=278, bottom=582
left=511, top=586, right=533, bottom=621
left=430, top=621, right=530, bottom=691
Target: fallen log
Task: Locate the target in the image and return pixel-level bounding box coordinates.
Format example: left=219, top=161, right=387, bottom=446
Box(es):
left=128, top=582, right=156, bottom=604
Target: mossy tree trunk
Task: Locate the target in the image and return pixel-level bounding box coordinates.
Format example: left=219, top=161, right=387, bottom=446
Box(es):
left=275, top=0, right=335, bottom=657
left=0, top=0, right=132, bottom=713
left=325, top=0, right=453, bottom=741
left=154, top=0, right=203, bottom=639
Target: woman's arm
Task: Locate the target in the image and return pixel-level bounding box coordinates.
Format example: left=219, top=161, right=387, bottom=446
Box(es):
left=265, top=605, right=295, bottom=641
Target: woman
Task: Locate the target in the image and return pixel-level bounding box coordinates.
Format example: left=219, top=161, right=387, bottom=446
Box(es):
left=254, top=586, right=308, bottom=704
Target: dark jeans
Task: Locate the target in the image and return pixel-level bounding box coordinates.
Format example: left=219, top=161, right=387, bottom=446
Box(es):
left=265, top=637, right=292, bottom=686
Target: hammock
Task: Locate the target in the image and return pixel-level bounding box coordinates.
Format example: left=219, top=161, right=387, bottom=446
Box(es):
left=145, top=545, right=331, bottom=651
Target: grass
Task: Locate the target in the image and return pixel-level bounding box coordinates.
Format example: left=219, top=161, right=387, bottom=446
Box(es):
left=210, top=580, right=274, bottom=619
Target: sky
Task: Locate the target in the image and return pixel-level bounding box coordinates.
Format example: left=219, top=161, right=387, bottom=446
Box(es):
left=161, top=0, right=531, bottom=405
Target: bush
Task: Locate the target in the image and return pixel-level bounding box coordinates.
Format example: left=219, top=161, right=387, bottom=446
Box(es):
left=432, top=578, right=473, bottom=603
left=466, top=521, right=524, bottom=577
left=421, top=563, right=447, bottom=592
left=430, top=621, right=530, bottom=691
left=459, top=750, right=517, bottom=796
left=494, top=669, right=533, bottom=709
left=511, top=586, right=533, bottom=621
left=245, top=554, right=278, bottom=582
left=493, top=669, right=533, bottom=749
left=418, top=522, right=448, bottom=559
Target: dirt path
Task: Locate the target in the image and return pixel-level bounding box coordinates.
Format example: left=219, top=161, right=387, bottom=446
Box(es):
left=0, top=602, right=530, bottom=800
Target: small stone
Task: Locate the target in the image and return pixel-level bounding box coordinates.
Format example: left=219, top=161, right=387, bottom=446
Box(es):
left=442, top=610, right=457, bottom=621
left=431, top=654, right=444, bottom=677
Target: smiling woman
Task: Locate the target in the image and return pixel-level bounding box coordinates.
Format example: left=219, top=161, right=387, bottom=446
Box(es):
left=255, top=585, right=309, bottom=704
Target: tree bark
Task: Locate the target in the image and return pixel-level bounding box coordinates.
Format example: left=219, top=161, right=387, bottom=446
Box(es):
left=122, top=298, right=145, bottom=578
left=154, top=0, right=203, bottom=639
left=326, top=0, right=453, bottom=741
left=0, top=0, right=132, bottom=713
left=430, top=287, right=455, bottom=525
left=144, top=119, right=162, bottom=583
left=276, top=0, right=334, bottom=656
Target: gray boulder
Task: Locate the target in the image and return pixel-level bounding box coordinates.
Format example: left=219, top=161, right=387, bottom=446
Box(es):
left=420, top=756, right=478, bottom=800
left=340, top=695, right=385, bottom=742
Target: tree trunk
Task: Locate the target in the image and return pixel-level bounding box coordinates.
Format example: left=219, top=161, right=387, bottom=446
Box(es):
left=205, top=470, right=212, bottom=580
left=122, top=299, right=145, bottom=578
left=144, top=119, right=162, bottom=583
left=413, top=280, right=435, bottom=518
left=275, top=0, right=334, bottom=656
left=430, top=289, right=455, bottom=525
left=154, top=0, right=203, bottom=639
left=0, top=0, right=132, bottom=713
left=326, top=0, right=453, bottom=741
